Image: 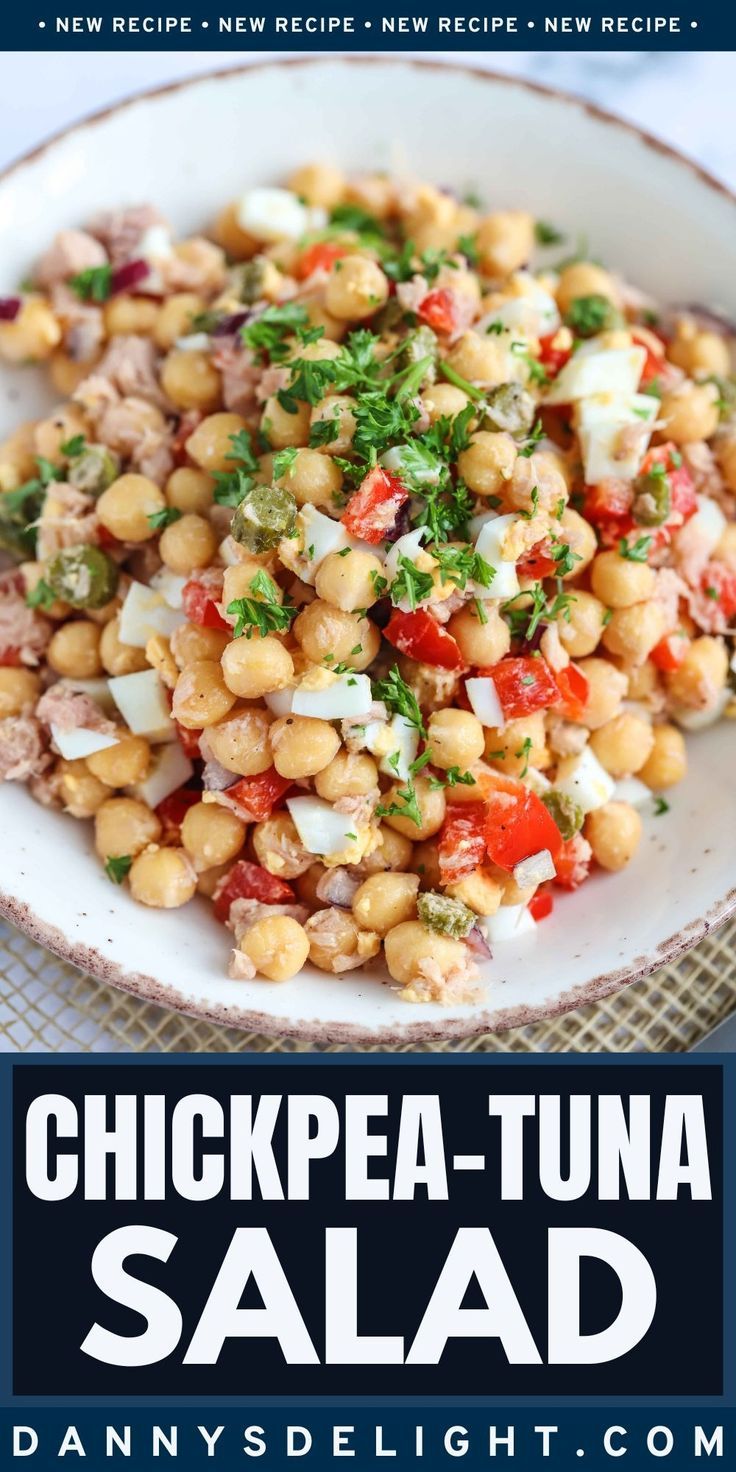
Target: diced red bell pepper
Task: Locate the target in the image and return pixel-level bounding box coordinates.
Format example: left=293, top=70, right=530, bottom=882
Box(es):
left=212, top=858, right=295, bottom=924
left=295, top=242, right=349, bottom=281
left=384, top=609, right=466, bottom=671
left=0, top=646, right=23, bottom=667
left=175, top=721, right=203, bottom=760
left=417, top=288, right=458, bottom=335
left=651, top=632, right=688, bottom=673
left=583, top=480, right=634, bottom=527
left=700, top=562, right=736, bottom=622
left=438, top=803, right=488, bottom=885
left=516, top=539, right=558, bottom=581
left=529, top=888, right=554, bottom=922
left=224, top=767, right=292, bottom=822
left=155, top=787, right=201, bottom=842
left=538, top=332, right=572, bottom=378
left=342, top=466, right=410, bottom=544
left=554, top=664, right=590, bottom=722
left=554, top=833, right=592, bottom=890
left=483, top=656, right=559, bottom=720
left=485, top=781, right=563, bottom=873
left=181, top=578, right=230, bottom=632
left=632, top=329, right=666, bottom=388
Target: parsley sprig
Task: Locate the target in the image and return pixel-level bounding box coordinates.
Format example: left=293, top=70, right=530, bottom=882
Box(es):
left=227, top=570, right=296, bottom=639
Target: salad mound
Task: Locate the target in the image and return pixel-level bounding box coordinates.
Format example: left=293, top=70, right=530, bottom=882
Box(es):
left=0, top=164, right=733, bottom=1002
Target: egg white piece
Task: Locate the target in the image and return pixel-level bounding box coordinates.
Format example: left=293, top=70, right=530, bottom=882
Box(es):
left=292, top=672, right=373, bottom=721
left=555, top=745, right=616, bottom=814
left=237, top=188, right=326, bottom=243
left=287, top=796, right=360, bottom=858
left=108, top=669, right=175, bottom=743
left=127, top=742, right=194, bottom=810
left=50, top=725, right=120, bottom=761
left=544, top=346, right=646, bottom=404
left=119, top=581, right=184, bottom=648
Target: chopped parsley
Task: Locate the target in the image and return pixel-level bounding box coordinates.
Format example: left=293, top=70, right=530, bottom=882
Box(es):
left=390, top=555, right=435, bottom=611
left=653, top=796, right=670, bottom=816
left=25, top=578, right=55, bottom=611
left=535, top=220, right=566, bottom=246
left=372, top=664, right=426, bottom=738
left=105, top=855, right=133, bottom=885
left=272, top=446, right=299, bottom=480
left=517, top=419, right=545, bottom=459
left=147, top=506, right=182, bottom=531
left=241, top=302, right=311, bottom=361
left=432, top=543, right=495, bottom=590
left=564, top=294, right=620, bottom=337
left=376, top=778, right=422, bottom=829
left=227, top=570, right=296, bottom=639
left=619, top=535, right=653, bottom=563
left=60, top=434, right=86, bottom=459
left=69, top=264, right=113, bottom=303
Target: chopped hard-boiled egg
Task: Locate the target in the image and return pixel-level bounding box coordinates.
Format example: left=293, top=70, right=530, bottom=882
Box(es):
left=465, top=676, right=505, bottom=729
left=576, top=393, right=658, bottom=484
left=108, top=669, right=175, bottom=742
left=362, top=713, right=420, bottom=782
left=296, top=504, right=350, bottom=583
left=476, top=273, right=560, bottom=338
left=485, top=903, right=537, bottom=942
left=149, top=567, right=187, bottom=610
left=287, top=795, right=368, bottom=863
left=291, top=668, right=373, bottom=721
left=555, top=745, right=616, bottom=814
left=473, top=513, right=521, bottom=601
left=544, top=345, right=646, bottom=405
left=50, top=725, right=119, bottom=761
left=119, top=581, right=184, bottom=649
left=127, top=741, right=194, bottom=810
left=236, top=188, right=327, bottom=243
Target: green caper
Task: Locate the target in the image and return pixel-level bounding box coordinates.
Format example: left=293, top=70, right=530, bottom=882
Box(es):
left=0, top=482, right=45, bottom=560
left=230, top=484, right=297, bottom=554
left=46, top=545, right=119, bottom=610
left=417, top=890, right=475, bottom=940
left=68, top=444, right=121, bottom=497
left=398, top=325, right=438, bottom=384
left=481, top=382, right=536, bottom=436
left=541, top=789, right=584, bottom=842
left=632, top=472, right=671, bottom=527
left=232, top=258, right=270, bottom=305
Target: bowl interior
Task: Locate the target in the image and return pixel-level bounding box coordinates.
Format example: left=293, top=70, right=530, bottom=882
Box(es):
left=0, top=59, right=734, bottom=1041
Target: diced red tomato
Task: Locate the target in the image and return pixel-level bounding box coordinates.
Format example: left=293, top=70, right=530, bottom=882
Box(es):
left=516, top=539, right=558, bottom=580
left=384, top=609, right=466, bottom=671
left=554, top=664, right=590, bottom=722
left=342, top=466, right=410, bottom=544
left=554, top=833, right=592, bottom=890
left=175, top=721, right=203, bottom=760
left=0, top=647, right=22, bottom=667
left=417, top=288, right=458, bottom=335
left=529, top=888, right=554, bottom=922
left=181, top=578, right=230, bottom=632
left=538, top=332, right=572, bottom=378
left=700, top=562, right=736, bottom=622
left=583, top=480, right=633, bottom=527
left=212, top=859, right=295, bottom=924
left=483, top=656, right=559, bottom=720
left=639, top=443, right=697, bottom=522
left=155, top=788, right=201, bottom=842
left=224, top=767, right=292, bottom=822
left=295, top=242, right=349, bottom=281
left=485, top=781, right=563, bottom=873
left=651, top=632, right=688, bottom=673
left=95, top=524, right=121, bottom=551
left=632, top=329, right=666, bottom=388
left=438, top=803, right=487, bottom=885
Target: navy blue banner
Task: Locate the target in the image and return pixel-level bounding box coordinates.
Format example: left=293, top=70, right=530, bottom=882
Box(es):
left=0, top=1054, right=734, bottom=1468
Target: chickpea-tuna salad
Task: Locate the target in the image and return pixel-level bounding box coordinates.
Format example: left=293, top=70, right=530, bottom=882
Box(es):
left=0, top=165, right=734, bottom=1003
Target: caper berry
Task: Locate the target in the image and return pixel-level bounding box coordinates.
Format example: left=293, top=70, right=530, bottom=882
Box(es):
left=632, top=472, right=671, bottom=527
left=46, top=545, right=119, bottom=610
left=541, top=789, right=584, bottom=842
left=481, top=381, right=536, bottom=436
left=230, top=484, right=297, bottom=553
left=68, top=444, right=121, bottom=497
left=417, top=890, right=475, bottom=940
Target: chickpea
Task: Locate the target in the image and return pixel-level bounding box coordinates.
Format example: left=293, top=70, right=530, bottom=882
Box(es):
left=457, top=430, right=516, bottom=497
left=325, top=255, right=389, bottom=321
left=658, top=381, right=720, bottom=444
left=237, top=914, right=310, bottom=982
left=352, top=871, right=420, bottom=935
left=20, top=561, right=67, bottom=620
left=620, top=658, right=660, bottom=703
left=403, top=185, right=465, bottom=253
left=602, top=601, right=669, bottom=665
left=165, top=466, right=214, bottom=515
left=288, top=162, right=345, bottom=208
left=269, top=714, right=340, bottom=779
left=591, top=549, right=656, bottom=608
left=665, top=635, right=728, bottom=709
left=213, top=202, right=258, bottom=260
left=397, top=657, right=460, bottom=716
left=55, top=759, right=109, bottom=819
left=222, top=560, right=282, bottom=614
left=360, top=824, right=414, bottom=875
left=86, top=735, right=151, bottom=788
left=275, top=446, right=343, bottom=510
left=447, top=866, right=505, bottom=917
left=638, top=723, right=687, bottom=790
left=103, top=295, right=158, bottom=336
left=160, top=349, right=221, bottom=413
left=94, top=796, right=162, bottom=859
left=49, top=350, right=97, bottom=396
left=476, top=211, right=534, bottom=278
left=557, top=590, right=606, bottom=658
left=421, top=382, right=471, bottom=424
left=159, top=513, right=218, bottom=575
left=448, top=602, right=511, bottom=667
left=576, top=657, right=629, bottom=729
left=99, top=616, right=149, bottom=677
left=97, top=473, right=166, bottom=543
left=345, top=173, right=397, bottom=221
left=172, top=659, right=237, bottom=729
left=485, top=712, right=548, bottom=776
left=221, top=636, right=293, bottom=700
left=261, top=394, right=311, bottom=450
left=716, top=523, right=736, bottom=574
left=197, top=861, right=232, bottom=899
left=557, top=507, right=598, bottom=580
left=668, top=319, right=731, bottom=379
left=314, top=548, right=383, bottom=612
left=305, top=908, right=380, bottom=973
left=204, top=707, right=273, bottom=776
left=716, top=436, right=736, bottom=495
left=253, top=812, right=315, bottom=879
left=294, top=601, right=380, bottom=671
left=384, top=920, right=468, bottom=989
left=314, top=750, right=378, bottom=801
left=310, top=394, right=356, bottom=454
left=301, top=297, right=347, bottom=344
left=590, top=712, right=655, bottom=777
left=383, top=775, right=446, bottom=840
left=47, top=620, right=102, bottom=679
left=556, top=262, right=620, bottom=316
left=585, top=801, right=642, bottom=872
left=427, top=708, right=485, bottom=770
left=154, top=293, right=206, bottom=351
left=0, top=295, right=61, bottom=362
left=185, top=412, right=248, bottom=475
left=129, top=846, right=197, bottom=908
left=145, top=634, right=178, bottom=690
left=34, top=405, right=87, bottom=463
left=170, top=621, right=229, bottom=669
left=181, top=800, right=245, bottom=871
left=0, top=667, right=40, bottom=718
left=446, top=332, right=521, bottom=389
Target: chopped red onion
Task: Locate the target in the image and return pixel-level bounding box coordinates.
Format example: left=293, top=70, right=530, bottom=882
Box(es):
left=201, top=758, right=239, bottom=792
left=0, top=297, right=21, bottom=322
left=110, top=258, right=151, bottom=295
left=315, top=866, right=361, bottom=908
left=466, top=926, right=492, bottom=961
left=211, top=311, right=253, bottom=337
left=513, top=848, right=556, bottom=890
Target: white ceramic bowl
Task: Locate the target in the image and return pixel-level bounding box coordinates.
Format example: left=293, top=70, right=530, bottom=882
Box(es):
left=0, top=59, right=734, bottom=1044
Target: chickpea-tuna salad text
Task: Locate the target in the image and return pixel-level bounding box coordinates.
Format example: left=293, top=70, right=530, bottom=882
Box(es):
left=0, top=166, right=734, bottom=1002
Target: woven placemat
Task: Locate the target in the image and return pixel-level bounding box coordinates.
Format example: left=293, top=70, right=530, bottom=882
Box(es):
left=1, top=915, right=734, bottom=1053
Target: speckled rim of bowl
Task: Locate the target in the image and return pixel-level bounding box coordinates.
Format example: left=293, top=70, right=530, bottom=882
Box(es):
left=0, top=55, right=735, bottom=1046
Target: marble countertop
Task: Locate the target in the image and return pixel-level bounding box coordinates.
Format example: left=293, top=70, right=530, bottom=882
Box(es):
left=2, top=50, right=734, bottom=189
